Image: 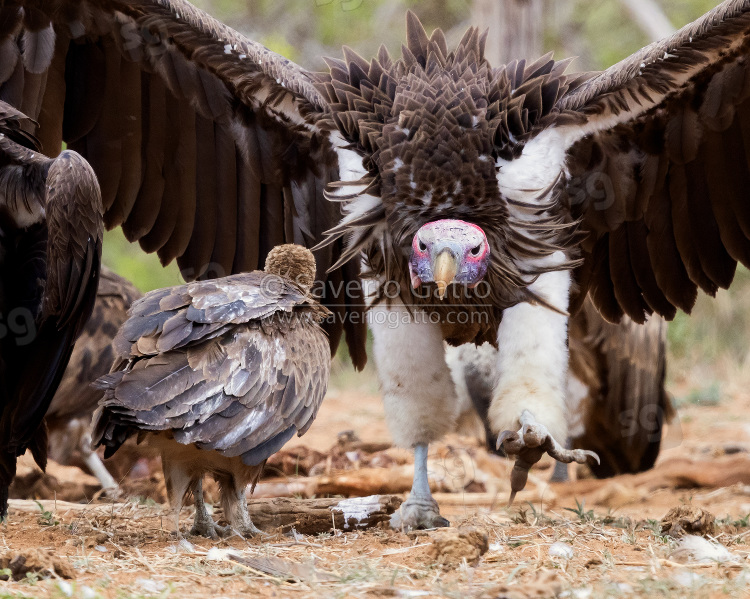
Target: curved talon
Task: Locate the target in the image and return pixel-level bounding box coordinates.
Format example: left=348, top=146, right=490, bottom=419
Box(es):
left=498, top=411, right=601, bottom=505
left=496, top=429, right=517, bottom=451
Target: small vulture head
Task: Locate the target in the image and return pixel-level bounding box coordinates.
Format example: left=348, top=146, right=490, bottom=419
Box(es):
left=264, top=244, right=317, bottom=294
left=409, top=219, right=490, bottom=300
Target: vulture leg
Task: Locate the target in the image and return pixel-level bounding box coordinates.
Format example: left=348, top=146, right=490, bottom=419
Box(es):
left=389, top=443, right=449, bottom=530
left=79, top=427, right=119, bottom=495
left=488, top=266, right=598, bottom=500
left=368, top=300, right=456, bottom=530
left=190, top=478, right=226, bottom=539
left=217, top=472, right=264, bottom=538
left=162, top=454, right=193, bottom=537
left=499, top=411, right=599, bottom=504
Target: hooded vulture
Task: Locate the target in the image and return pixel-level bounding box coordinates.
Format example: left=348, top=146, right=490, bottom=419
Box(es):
left=92, top=244, right=331, bottom=538
left=1, top=0, right=750, bottom=529
left=46, top=266, right=141, bottom=492
left=448, top=297, right=671, bottom=492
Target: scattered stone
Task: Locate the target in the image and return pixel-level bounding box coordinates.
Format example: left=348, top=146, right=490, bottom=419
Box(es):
left=669, top=535, right=739, bottom=564
left=428, top=527, right=489, bottom=566
left=136, top=578, right=167, bottom=594
left=56, top=580, right=73, bottom=597
left=549, top=541, right=574, bottom=559
left=584, top=557, right=602, bottom=568
left=0, top=549, right=75, bottom=580
left=660, top=505, right=715, bottom=537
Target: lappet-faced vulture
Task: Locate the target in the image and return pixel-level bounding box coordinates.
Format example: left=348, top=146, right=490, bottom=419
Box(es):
left=0, top=102, right=102, bottom=517
left=1, top=0, right=749, bottom=528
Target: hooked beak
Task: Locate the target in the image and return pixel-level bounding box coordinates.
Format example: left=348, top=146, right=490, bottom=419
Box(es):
left=433, top=251, right=458, bottom=300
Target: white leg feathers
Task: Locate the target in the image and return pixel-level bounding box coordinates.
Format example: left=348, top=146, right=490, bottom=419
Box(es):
left=488, top=257, right=571, bottom=444
left=369, top=299, right=459, bottom=448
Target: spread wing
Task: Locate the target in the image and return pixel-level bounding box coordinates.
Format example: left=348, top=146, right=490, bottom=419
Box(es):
left=569, top=298, right=672, bottom=478
left=554, top=0, right=750, bottom=322
left=47, top=267, right=141, bottom=427
left=0, top=102, right=103, bottom=514
left=0, top=0, right=365, bottom=367
left=92, top=274, right=331, bottom=466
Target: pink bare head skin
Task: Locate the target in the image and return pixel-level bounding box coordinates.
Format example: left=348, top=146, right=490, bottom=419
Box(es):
left=408, top=219, right=490, bottom=298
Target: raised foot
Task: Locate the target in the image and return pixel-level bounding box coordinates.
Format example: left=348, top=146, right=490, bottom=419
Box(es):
left=497, top=410, right=599, bottom=504
left=390, top=496, right=450, bottom=531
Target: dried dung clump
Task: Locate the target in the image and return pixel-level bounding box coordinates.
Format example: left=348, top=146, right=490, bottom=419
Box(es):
left=0, top=549, right=75, bottom=580
left=660, top=505, right=715, bottom=537
left=428, top=526, right=488, bottom=566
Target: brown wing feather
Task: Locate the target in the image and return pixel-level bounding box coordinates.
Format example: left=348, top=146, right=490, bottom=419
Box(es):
left=0, top=0, right=366, bottom=369
left=0, top=107, right=103, bottom=516
left=572, top=299, right=672, bottom=478
left=561, top=1, right=750, bottom=320
left=47, top=267, right=141, bottom=427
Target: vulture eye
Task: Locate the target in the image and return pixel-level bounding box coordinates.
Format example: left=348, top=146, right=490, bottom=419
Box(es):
left=470, top=243, right=483, bottom=256
left=418, top=239, right=427, bottom=252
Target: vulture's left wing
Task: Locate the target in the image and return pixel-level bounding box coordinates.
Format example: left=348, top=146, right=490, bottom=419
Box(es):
left=0, top=0, right=366, bottom=368
left=551, top=0, right=750, bottom=322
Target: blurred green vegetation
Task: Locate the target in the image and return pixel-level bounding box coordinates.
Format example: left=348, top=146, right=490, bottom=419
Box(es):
left=98, top=0, right=747, bottom=388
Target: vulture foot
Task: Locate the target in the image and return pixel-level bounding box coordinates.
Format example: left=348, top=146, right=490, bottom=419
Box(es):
left=229, top=521, right=267, bottom=538
left=190, top=518, right=228, bottom=540
left=390, top=495, right=450, bottom=531
left=497, top=410, right=599, bottom=504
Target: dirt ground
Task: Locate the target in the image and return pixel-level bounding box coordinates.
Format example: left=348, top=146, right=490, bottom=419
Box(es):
left=2, top=372, right=750, bottom=598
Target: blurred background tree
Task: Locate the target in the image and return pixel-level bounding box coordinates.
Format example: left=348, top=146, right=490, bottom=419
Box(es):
left=102, top=0, right=744, bottom=399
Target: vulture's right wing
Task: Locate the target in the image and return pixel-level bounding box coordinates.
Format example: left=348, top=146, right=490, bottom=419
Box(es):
left=0, top=0, right=366, bottom=367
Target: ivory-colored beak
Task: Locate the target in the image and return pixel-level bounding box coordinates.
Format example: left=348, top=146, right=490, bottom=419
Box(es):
left=433, top=251, right=458, bottom=300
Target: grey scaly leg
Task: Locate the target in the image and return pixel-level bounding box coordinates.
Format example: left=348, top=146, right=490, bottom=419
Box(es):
left=390, top=443, right=449, bottom=531
left=189, top=478, right=227, bottom=539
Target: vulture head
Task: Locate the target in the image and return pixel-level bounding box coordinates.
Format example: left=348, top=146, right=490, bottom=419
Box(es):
left=409, top=220, right=490, bottom=299
left=264, top=244, right=317, bottom=294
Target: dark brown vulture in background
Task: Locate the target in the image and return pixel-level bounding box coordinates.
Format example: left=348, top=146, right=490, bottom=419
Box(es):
left=448, top=296, right=672, bottom=482
left=2, top=0, right=750, bottom=529
left=0, top=101, right=102, bottom=517
left=92, top=245, right=331, bottom=538
left=46, top=266, right=141, bottom=492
